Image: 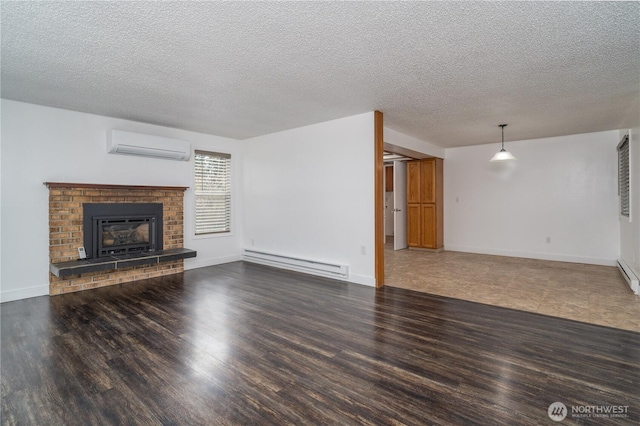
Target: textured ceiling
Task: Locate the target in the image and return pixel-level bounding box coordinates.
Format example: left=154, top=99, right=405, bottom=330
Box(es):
left=2, top=1, right=639, bottom=148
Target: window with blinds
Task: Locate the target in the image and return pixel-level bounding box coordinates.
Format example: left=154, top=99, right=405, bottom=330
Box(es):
left=194, top=150, right=231, bottom=234
left=618, top=135, right=630, bottom=218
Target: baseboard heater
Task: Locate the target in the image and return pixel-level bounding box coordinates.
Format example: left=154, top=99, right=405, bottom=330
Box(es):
left=243, top=249, right=349, bottom=279
left=617, top=259, right=639, bottom=295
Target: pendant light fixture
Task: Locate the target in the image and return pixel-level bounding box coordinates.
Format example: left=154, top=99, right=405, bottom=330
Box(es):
left=490, top=124, right=517, bottom=162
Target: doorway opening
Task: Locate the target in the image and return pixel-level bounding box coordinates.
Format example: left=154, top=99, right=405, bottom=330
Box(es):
left=382, top=150, right=421, bottom=251
left=380, top=145, right=439, bottom=287
left=383, top=157, right=408, bottom=251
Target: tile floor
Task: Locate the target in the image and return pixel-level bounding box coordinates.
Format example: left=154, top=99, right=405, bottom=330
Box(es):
left=385, top=241, right=640, bottom=332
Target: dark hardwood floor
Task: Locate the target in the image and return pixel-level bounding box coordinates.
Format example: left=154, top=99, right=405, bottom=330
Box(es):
left=2, top=262, right=639, bottom=425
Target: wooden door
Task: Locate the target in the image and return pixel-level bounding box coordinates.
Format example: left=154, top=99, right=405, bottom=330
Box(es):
left=407, top=161, right=421, bottom=204
left=421, top=159, right=435, bottom=203
left=407, top=204, right=421, bottom=247
left=421, top=204, right=436, bottom=248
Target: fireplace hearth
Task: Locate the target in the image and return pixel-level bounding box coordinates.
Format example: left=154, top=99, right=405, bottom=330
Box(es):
left=83, top=203, right=163, bottom=259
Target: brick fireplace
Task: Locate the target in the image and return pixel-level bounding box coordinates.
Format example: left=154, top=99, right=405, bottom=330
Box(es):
left=46, top=182, right=191, bottom=295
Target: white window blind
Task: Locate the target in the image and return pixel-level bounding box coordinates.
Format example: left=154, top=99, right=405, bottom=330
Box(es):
left=618, top=135, right=630, bottom=217
left=194, top=150, right=231, bottom=234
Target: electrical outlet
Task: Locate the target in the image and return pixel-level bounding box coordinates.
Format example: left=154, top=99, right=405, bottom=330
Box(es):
left=361, top=246, right=366, bottom=255
left=546, top=237, right=551, bottom=244
left=251, top=239, right=255, bottom=246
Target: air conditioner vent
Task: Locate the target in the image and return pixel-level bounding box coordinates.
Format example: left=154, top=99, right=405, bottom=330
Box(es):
left=107, top=130, right=191, bottom=161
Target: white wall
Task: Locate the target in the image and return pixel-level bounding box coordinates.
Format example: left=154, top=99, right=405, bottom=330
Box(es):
left=0, top=100, right=243, bottom=302
left=444, top=130, right=621, bottom=266
left=619, top=126, right=640, bottom=278
left=384, top=127, right=445, bottom=159
left=242, top=112, right=375, bottom=286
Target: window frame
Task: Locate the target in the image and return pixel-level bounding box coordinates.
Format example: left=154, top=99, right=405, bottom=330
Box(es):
left=618, top=135, right=630, bottom=221
left=193, top=149, right=232, bottom=236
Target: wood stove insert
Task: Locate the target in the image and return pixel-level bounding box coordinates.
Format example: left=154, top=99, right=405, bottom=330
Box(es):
left=83, top=203, right=163, bottom=259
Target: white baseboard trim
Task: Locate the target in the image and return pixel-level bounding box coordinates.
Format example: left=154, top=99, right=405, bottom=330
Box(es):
left=1, top=284, right=49, bottom=303
left=444, top=245, right=617, bottom=267
left=184, top=254, right=243, bottom=271
left=617, top=258, right=639, bottom=295
left=0, top=256, right=371, bottom=301
left=347, top=273, right=376, bottom=287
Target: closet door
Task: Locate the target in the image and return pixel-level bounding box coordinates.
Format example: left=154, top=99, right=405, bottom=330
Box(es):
left=421, top=204, right=436, bottom=248
left=421, top=159, right=436, bottom=203
left=407, top=161, right=421, bottom=204
left=407, top=204, right=421, bottom=247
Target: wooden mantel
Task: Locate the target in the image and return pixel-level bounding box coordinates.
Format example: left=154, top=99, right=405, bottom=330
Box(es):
left=44, top=182, right=189, bottom=191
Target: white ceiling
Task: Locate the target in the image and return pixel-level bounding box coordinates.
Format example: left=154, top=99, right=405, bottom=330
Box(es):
left=2, top=1, right=639, bottom=148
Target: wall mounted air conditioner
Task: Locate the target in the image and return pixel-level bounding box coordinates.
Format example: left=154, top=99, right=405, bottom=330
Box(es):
left=107, top=130, right=191, bottom=161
